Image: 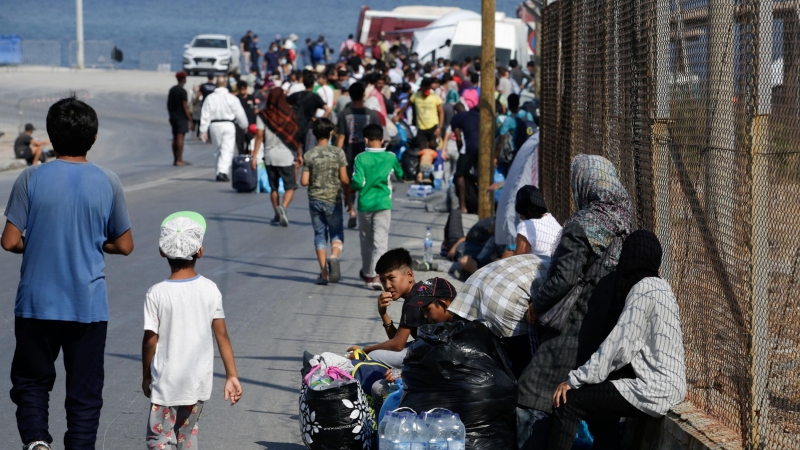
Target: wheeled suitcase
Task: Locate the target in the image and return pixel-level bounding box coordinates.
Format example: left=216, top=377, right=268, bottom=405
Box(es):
left=231, top=155, right=257, bottom=192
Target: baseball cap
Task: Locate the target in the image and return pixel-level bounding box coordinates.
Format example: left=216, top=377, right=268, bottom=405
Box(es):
left=410, top=277, right=456, bottom=308
left=159, top=211, right=206, bottom=260
left=24, top=123, right=35, bottom=132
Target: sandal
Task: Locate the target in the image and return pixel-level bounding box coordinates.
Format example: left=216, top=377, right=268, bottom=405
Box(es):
left=316, top=275, right=329, bottom=285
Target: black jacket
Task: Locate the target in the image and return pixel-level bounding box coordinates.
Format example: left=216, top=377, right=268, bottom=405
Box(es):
left=517, top=221, right=617, bottom=412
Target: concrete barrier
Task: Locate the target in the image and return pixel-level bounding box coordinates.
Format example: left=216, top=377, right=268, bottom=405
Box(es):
left=623, top=403, right=743, bottom=450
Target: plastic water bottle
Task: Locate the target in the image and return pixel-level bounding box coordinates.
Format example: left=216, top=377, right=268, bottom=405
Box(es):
left=424, top=228, right=433, bottom=264
left=407, top=184, right=433, bottom=198
left=448, top=414, right=466, bottom=450
left=427, top=414, right=448, bottom=450
left=379, top=412, right=394, bottom=450
left=394, top=413, right=414, bottom=450
left=410, top=414, right=428, bottom=450
left=433, top=155, right=444, bottom=191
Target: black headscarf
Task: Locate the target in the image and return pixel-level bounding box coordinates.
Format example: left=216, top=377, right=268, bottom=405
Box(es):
left=515, top=185, right=548, bottom=219
left=610, top=230, right=662, bottom=323
left=577, top=230, right=663, bottom=376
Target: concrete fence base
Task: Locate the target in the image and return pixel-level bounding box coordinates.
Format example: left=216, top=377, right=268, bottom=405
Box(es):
left=623, top=403, right=743, bottom=450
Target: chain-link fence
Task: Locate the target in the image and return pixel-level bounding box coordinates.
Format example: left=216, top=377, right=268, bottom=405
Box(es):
left=21, top=40, right=61, bottom=67
left=139, top=50, right=171, bottom=72
left=539, top=0, right=799, bottom=447
left=69, top=40, right=115, bottom=69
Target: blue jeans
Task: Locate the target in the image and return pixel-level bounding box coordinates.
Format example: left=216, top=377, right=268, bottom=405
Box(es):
left=309, top=199, right=344, bottom=250
left=517, top=407, right=552, bottom=450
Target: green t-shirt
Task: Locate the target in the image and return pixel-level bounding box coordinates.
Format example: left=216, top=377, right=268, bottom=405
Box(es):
left=303, top=144, right=347, bottom=204
left=351, top=148, right=404, bottom=212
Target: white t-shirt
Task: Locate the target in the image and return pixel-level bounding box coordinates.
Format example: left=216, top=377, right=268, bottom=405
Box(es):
left=256, top=115, right=296, bottom=167
left=516, top=214, right=562, bottom=257
left=144, top=275, right=225, bottom=406
left=316, top=84, right=334, bottom=118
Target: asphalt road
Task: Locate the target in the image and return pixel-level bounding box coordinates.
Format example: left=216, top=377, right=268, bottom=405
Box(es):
left=0, top=69, right=459, bottom=449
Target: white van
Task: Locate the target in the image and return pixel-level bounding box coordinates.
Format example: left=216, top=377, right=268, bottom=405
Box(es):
left=448, top=16, right=532, bottom=66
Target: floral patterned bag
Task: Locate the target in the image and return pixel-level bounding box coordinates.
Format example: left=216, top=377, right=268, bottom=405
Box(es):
left=299, top=371, right=372, bottom=449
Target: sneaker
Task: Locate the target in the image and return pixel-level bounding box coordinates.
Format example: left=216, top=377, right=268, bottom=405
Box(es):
left=348, top=215, right=357, bottom=229
left=328, top=258, right=341, bottom=283
left=216, top=173, right=229, bottom=182
left=412, top=259, right=439, bottom=272
left=359, top=269, right=369, bottom=282
left=277, top=206, right=289, bottom=227
left=369, top=276, right=383, bottom=290
left=270, top=214, right=280, bottom=226
left=24, top=442, right=52, bottom=450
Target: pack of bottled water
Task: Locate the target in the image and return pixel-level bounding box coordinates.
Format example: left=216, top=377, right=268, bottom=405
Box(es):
left=379, top=408, right=466, bottom=450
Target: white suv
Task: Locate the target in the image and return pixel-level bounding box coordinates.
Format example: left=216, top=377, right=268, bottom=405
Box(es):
left=182, top=34, right=240, bottom=75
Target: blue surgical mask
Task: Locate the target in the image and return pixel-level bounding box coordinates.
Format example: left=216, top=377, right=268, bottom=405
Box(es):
left=280, top=58, right=287, bottom=65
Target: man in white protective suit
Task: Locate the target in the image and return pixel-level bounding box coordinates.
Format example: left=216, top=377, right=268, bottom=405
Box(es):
left=200, top=77, right=249, bottom=181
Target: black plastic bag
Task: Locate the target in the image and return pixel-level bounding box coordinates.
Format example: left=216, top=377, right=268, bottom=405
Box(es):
left=400, top=321, right=518, bottom=450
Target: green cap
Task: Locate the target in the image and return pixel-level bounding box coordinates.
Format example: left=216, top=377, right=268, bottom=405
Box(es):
left=161, top=211, right=206, bottom=231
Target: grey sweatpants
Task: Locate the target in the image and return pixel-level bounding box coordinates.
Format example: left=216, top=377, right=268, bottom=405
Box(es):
left=358, top=209, right=391, bottom=278
left=369, top=347, right=408, bottom=368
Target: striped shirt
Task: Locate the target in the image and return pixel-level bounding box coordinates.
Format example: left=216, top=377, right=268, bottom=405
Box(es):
left=567, top=277, right=686, bottom=417
left=448, top=254, right=551, bottom=338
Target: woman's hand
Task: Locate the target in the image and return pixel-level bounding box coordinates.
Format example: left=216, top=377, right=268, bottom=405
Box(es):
left=552, top=382, right=572, bottom=408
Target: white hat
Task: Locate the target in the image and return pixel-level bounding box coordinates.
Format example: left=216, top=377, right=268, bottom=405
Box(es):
left=315, top=64, right=327, bottom=74
left=289, top=33, right=299, bottom=41
left=159, top=211, right=206, bottom=260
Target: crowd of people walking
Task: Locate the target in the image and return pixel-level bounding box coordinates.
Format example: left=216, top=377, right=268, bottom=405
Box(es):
left=0, top=27, right=685, bottom=450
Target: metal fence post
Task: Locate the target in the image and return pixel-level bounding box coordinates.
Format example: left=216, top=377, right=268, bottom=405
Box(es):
left=76, top=0, right=84, bottom=69
left=747, top=0, right=774, bottom=446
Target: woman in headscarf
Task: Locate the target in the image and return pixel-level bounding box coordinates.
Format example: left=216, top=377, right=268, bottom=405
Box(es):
left=516, top=154, right=633, bottom=450
left=547, top=230, right=686, bottom=450
left=251, top=87, right=301, bottom=225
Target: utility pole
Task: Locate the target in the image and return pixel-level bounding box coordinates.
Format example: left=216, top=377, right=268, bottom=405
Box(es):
left=76, top=0, right=85, bottom=69
left=478, top=0, right=496, bottom=219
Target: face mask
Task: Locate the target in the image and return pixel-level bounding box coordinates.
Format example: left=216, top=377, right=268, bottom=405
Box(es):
left=279, top=58, right=287, bottom=65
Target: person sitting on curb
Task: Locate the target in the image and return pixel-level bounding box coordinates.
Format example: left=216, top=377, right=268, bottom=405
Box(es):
left=14, top=123, right=49, bottom=166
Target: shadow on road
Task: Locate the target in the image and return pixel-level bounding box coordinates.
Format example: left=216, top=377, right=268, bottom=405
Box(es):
left=255, top=442, right=305, bottom=449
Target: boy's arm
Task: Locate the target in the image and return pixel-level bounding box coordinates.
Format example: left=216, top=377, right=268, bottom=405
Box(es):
left=301, top=169, right=311, bottom=187
left=338, top=166, right=350, bottom=185
left=141, top=330, right=158, bottom=398
left=351, top=156, right=366, bottom=191
left=103, top=229, right=134, bottom=255
left=365, top=326, right=411, bottom=353
left=212, top=318, right=243, bottom=405
left=1, top=221, right=24, bottom=254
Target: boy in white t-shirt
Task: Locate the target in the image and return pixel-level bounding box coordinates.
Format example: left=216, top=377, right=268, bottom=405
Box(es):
left=513, top=185, right=562, bottom=257
left=142, top=211, right=242, bottom=449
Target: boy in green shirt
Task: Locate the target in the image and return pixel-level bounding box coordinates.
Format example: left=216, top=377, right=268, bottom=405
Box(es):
left=351, top=124, right=404, bottom=289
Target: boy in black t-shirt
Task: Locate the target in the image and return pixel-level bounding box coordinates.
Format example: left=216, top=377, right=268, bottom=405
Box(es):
left=347, top=248, right=417, bottom=368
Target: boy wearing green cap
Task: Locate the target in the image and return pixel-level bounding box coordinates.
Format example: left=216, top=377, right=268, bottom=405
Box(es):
left=141, top=212, right=243, bottom=449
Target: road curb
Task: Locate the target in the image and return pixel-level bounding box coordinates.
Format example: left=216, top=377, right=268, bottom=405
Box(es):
left=0, top=159, right=27, bottom=173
